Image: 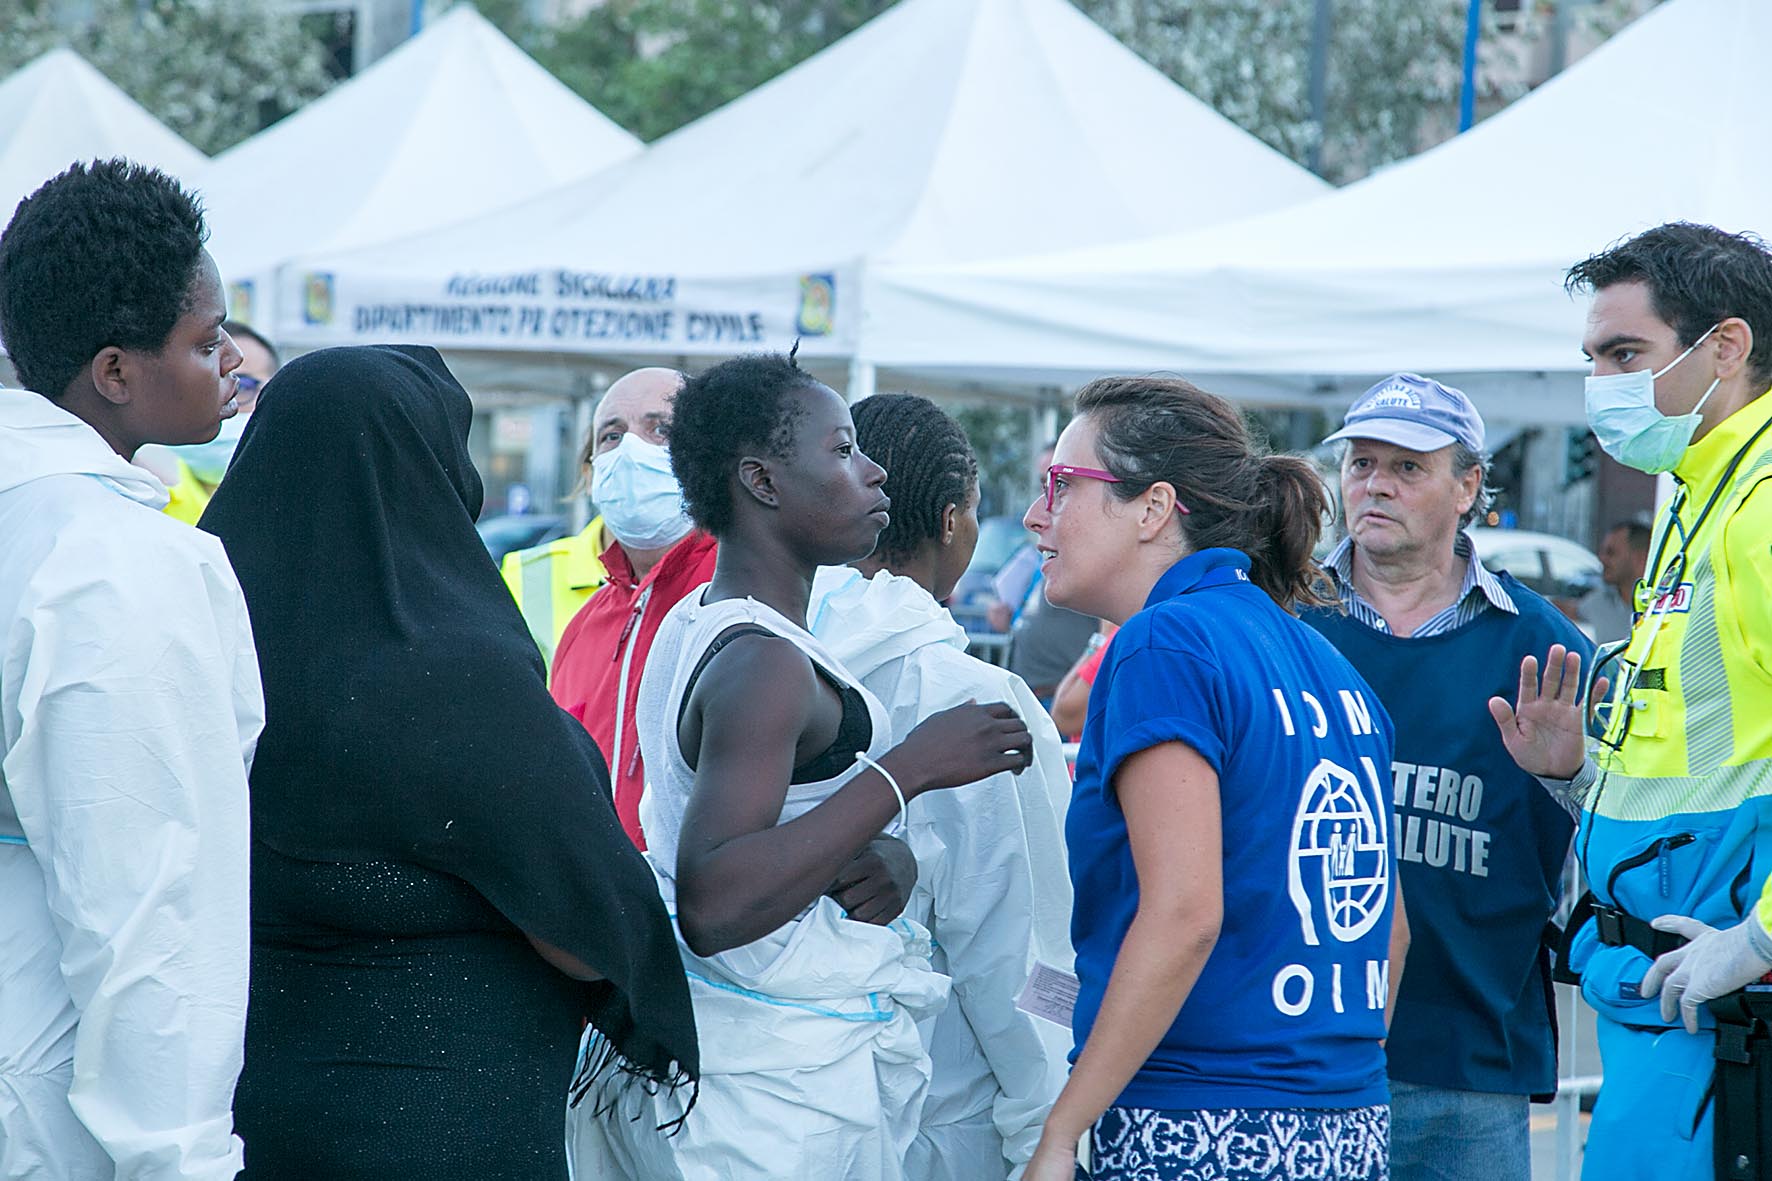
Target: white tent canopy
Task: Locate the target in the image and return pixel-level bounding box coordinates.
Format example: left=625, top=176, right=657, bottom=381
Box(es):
left=0, top=48, right=207, bottom=232
left=273, top=0, right=1326, bottom=383
left=197, top=4, right=640, bottom=329
left=865, top=0, right=1766, bottom=423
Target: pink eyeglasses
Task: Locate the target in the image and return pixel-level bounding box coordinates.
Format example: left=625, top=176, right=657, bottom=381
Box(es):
left=1044, top=464, right=1191, bottom=515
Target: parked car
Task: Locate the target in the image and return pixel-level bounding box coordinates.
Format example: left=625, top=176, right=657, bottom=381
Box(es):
left=1468, top=526, right=1602, bottom=601
left=476, top=513, right=569, bottom=564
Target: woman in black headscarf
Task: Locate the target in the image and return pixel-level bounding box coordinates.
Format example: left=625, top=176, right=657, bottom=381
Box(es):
left=201, top=345, right=697, bottom=1180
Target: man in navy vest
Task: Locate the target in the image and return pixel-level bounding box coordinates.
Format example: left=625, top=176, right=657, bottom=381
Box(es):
left=1303, top=374, right=1591, bottom=1181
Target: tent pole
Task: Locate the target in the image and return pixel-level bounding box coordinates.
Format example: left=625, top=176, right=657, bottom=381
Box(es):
left=1308, top=0, right=1333, bottom=175
left=1459, top=0, right=1483, bottom=132
left=847, top=356, right=877, bottom=403
left=1029, top=398, right=1061, bottom=477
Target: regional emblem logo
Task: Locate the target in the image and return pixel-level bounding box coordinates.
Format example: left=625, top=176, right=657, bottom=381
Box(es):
left=303, top=272, right=334, bottom=327
left=227, top=279, right=255, bottom=324
left=797, top=273, right=835, bottom=337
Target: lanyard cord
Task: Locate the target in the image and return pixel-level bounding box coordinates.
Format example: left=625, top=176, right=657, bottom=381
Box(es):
left=1640, top=483, right=1688, bottom=604
left=1644, top=412, right=1772, bottom=593
left=1580, top=412, right=1772, bottom=886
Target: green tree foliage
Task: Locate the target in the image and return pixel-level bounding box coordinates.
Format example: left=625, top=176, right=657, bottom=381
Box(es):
left=951, top=403, right=1052, bottom=519
left=0, top=0, right=335, bottom=156
left=1080, top=0, right=1656, bottom=183
left=1080, top=0, right=1500, bottom=183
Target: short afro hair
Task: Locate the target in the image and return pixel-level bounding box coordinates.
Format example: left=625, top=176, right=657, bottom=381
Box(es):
left=1567, top=222, right=1772, bottom=389
left=0, top=158, right=209, bottom=399
left=667, top=351, right=819, bottom=536
left=851, top=393, right=977, bottom=566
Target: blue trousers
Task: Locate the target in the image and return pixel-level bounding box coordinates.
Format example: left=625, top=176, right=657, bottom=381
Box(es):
left=1580, top=1015, right=1713, bottom=1181
left=1388, top=1080, right=1527, bottom=1181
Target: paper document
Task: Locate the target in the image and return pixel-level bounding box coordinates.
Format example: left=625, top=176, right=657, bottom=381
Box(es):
left=1016, top=960, right=1080, bottom=1027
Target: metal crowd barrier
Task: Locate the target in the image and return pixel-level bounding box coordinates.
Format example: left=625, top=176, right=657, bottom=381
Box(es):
left=963, top=631, right=1011, bottom=668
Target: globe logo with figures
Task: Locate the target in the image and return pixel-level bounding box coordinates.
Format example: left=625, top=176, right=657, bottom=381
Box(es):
left=1287, top=757, right=1389, bottom=946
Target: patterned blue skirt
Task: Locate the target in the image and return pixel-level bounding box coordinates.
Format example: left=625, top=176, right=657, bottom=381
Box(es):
left=1086, top=1104, right=1390, bottom=1181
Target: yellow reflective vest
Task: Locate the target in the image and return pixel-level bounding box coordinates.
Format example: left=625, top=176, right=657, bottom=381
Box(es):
left=500, top=516, right=610, bottom=670
left=160, top=457, right=212, bottom=525
left=1579, top=393, right=1772, bottom=942
left=1593, top=392, right=1772, bottom=803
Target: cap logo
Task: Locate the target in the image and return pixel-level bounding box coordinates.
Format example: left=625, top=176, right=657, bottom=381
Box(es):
left=1363, top=384, right=1421, bottom=412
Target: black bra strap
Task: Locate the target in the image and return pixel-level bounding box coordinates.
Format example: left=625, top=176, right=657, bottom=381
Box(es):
left=676, top=625, right=777, bottom=733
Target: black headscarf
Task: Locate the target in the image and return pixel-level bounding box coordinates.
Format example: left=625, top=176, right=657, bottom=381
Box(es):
left=201, top=345, right=698, bottom=1091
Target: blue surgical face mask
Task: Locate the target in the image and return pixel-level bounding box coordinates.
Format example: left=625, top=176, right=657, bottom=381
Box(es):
left=1584, top=324, right=1721, bottom=474
left=169, top=411, right=248, bottom=485
left=589, top=432, right=693, bottom=550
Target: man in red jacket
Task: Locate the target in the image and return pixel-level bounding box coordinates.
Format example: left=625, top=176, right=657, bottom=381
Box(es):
left=550, top=367, right=716, bottom=848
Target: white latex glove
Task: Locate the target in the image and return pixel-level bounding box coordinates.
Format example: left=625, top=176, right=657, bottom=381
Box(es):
left=1639, top=913, right=1772, bottom=1034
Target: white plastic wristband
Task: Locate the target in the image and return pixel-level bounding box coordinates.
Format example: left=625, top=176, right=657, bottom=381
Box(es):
left=855, top=751, right=907, bottom=835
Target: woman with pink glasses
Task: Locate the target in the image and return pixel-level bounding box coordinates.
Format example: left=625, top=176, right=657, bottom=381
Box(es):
left=1020, top=376, right=1409, bottom=1181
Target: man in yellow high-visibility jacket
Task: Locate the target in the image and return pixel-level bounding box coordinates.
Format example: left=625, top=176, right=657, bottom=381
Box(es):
left=1493, top=222, right=1772, bottom=1180
left=501, top=514, right=610, bottom=670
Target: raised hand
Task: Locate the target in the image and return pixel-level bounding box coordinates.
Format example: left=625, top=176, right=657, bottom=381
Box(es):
left=1487, top=645, right=1602, bottom=780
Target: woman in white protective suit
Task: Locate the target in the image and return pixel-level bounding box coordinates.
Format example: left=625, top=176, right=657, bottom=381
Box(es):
left=806, top=393, right=1075, bottom=1181
left=571, top=352, right=1035, bottom=1181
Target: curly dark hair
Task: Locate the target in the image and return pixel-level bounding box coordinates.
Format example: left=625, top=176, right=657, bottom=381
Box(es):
left=1076, top=375, right=1333, bottom=613
left=851, top=393, right=977, bottom=566
left=0, top=159, right=209, bottom=399
left=1567, top=222, right=1772, bottom=389
left=666, top=351, right=819, bottom=536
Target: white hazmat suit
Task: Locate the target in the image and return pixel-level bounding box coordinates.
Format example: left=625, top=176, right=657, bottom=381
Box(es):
left=809, top=567, right=1075, bottom=1181
left=0, top=391, right=262, bottom=1180
left=572, top=592, right=948, bottom=1181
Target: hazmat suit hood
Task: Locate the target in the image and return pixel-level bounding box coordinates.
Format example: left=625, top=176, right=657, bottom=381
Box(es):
left=0, top=388, right=168, bottom=508
left=808, top=565, right=968, bottom=676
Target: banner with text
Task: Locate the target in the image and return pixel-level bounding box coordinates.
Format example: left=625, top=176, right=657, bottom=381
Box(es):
left=276, top=266, right=848, bottom=357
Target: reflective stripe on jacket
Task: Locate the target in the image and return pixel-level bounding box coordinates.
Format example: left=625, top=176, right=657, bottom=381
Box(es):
left=1574, top=392, right=1772, bottom=1028
left=499, top=516, right=609, bottom=670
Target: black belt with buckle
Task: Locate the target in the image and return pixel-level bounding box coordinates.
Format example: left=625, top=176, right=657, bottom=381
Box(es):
left=1591, top=902, right=1690, bottom=959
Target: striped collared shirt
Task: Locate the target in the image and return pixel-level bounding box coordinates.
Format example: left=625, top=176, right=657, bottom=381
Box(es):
left=1325, top=531, right=1517, bottom=637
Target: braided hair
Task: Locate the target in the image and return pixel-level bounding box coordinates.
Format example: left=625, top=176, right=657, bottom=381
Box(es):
left=851, top=393, right=977, bottom=566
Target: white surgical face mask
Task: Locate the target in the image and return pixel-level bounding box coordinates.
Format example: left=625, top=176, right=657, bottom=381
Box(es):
left=169, top=411, right=248, bottom=485
left=1584, top=324, right=1721, bottom=475
left=590, top=432, right=693, bottom=551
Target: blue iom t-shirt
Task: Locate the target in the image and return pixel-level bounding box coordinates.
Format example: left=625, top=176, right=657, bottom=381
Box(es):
left=1069, top=548, right=1399, bottom=1111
